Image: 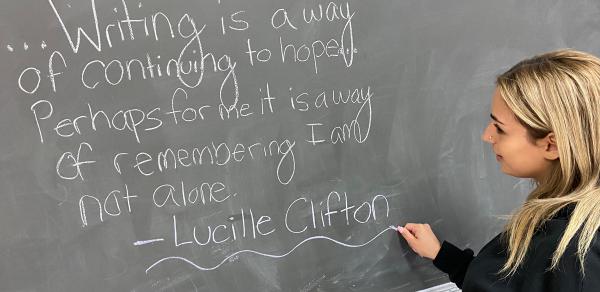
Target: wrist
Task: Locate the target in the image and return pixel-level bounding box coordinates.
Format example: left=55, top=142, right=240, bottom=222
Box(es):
left=430, top=241, right=442, bottom=259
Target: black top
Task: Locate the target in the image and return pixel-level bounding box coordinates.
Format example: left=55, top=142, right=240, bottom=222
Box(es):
left=433, top=205, right=600, bottom=291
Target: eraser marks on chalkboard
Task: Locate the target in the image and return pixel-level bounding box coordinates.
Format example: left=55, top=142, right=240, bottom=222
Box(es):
left=228, top=212, right=252, bottom=222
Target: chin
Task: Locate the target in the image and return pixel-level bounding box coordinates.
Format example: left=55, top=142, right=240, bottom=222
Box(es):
left=500, top=167, right=536, bottom=179
left=499, top=166, right=524, bottom=178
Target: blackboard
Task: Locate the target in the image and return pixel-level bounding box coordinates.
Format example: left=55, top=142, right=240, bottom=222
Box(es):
left=1, top=0, right=599, bottom=291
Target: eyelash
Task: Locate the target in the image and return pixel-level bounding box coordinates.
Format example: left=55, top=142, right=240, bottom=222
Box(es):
left=493, top=124, right=505, bottom=134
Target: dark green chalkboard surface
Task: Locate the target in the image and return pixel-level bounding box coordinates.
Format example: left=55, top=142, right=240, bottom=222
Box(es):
left=1, top=0, right=599, bottom=291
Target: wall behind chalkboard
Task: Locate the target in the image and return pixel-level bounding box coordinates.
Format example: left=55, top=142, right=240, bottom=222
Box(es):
left=1, top=0, right=600, bottom=291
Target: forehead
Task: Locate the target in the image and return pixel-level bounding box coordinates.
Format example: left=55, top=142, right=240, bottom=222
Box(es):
left=491, top=88, right=515, bottom=123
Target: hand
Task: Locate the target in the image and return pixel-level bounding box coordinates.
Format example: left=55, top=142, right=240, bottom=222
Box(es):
left=397, top=223, right=441, bottom=260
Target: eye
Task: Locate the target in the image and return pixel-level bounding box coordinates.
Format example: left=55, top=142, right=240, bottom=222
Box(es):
left=494, top=124, right=505, bottom=134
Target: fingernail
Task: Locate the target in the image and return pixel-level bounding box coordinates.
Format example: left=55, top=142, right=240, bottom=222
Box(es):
left=397, top=226, right=404, bottom=233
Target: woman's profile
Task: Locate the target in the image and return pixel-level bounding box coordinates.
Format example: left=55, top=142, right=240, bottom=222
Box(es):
left=399, top=49, right=600, bottom=291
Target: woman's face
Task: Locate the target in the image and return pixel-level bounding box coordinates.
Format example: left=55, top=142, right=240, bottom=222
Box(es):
left=481, top=88, right=556, bottom=180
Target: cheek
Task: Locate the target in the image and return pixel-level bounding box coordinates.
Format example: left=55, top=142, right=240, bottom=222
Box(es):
left=497, top=142, right=547, bottom=178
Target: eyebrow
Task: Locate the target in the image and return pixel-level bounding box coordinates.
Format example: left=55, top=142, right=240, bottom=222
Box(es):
left=490, top=114, right=505, bottom=125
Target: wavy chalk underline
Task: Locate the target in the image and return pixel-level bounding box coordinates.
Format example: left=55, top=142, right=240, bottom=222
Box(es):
left=145, top=226, right=398, bottom=273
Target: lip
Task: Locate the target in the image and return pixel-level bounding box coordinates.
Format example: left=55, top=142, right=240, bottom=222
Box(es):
left=496, top=155, right=503, bottom=161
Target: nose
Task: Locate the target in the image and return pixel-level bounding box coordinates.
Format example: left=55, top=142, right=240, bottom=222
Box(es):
left=481, top=123, right=494, bottom=144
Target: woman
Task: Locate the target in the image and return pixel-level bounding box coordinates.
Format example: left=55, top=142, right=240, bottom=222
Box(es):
left=398, top=49, right=600, bottom=291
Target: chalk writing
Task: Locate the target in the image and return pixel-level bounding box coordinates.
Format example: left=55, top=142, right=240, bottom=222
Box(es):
left=145, top=226, right=396, bottom=272
left=12, top=0, right=395, bottom=279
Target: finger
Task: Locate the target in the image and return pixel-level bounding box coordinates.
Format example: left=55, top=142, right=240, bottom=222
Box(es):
left=404, top=223, right=422, bottom=236
left=398, top=226, right=418, bottom=244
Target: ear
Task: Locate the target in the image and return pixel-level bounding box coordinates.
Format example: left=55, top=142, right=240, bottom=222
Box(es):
left=540, top=132, right=559, bottom=160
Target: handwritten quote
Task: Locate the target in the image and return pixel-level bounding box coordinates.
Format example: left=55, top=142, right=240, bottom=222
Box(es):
left=13, top=0, right=393, bottom=273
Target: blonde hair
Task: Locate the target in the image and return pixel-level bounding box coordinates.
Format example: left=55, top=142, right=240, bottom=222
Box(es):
left=496, top=49, right=600, bottom=276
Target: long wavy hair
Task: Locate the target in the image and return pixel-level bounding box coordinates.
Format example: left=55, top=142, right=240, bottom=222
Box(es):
left=496, top=49, right=600, bottom=276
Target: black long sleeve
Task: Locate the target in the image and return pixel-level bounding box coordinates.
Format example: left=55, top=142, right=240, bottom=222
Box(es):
left=430, top=205, right=600, bottom=291
left=432, top=241, right=474, bottom=288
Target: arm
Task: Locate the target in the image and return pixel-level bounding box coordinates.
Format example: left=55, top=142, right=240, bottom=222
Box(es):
left=397, top=224, right=474, bottom=288
left=432, top=241, right=474, bottom=288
